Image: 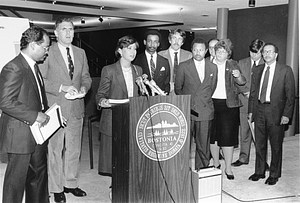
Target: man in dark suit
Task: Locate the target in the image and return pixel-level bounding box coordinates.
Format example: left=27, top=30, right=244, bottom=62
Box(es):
left=159, top=29, right=192, bottom=94
left=175, top=38, right=218, bottom=170
left=232, top=39, right=265, bottom=167
left=134, top=29, right=170, bottom=95
left=40, top=18, right=92, bottom=203
left=248, top=43, right=295, bottom=185
left=0, top=26, right=50, bottom=203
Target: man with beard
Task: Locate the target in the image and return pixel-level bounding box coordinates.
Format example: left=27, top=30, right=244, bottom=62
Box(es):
left=175, top=38, right=217, bottom=170
left=134, top=29, right=170, bottom=95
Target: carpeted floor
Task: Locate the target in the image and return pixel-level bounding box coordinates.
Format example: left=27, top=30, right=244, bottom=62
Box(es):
left=0, top=120, right=299, bottom=203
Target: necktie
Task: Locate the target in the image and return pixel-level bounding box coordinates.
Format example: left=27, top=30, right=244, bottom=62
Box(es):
left=34, top=63, right=48, bottom=111
left=150, top=54, right=155, bottom=78
left=66, top=47, right=74, bottom=79
left=252, top=61, right=256, bottom=69
left=259, top=66, right=270, bottom=103
left=173, top=52, right=179, bottom=80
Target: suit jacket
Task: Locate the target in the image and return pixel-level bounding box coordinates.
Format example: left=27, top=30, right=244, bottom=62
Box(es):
left=175, top=58, right=218, bottom=121
left=96, top=61, right=143, bottom=136
left=249, top=62, right=295, bottom=125
left=217, top=60, right=246, bottom=108
left=158, top=48, right=192, bottom=82
left=134, top=52, right=170, bottom=94
left=238, top=57, right=264, bottom=113
left=39, top=43, right=92, bottom=120
left=0, top=54, right=43, bottom=153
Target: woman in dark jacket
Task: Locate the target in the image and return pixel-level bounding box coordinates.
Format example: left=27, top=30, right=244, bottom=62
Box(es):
left=210, top=39, right=246, bottom=180
left=96, top=35, right=143, bottom=176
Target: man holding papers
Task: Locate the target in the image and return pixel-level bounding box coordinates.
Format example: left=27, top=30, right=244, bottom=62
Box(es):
left=39, top=18, right=92, bottom=203
left=0, top=26, right=50, bottom=203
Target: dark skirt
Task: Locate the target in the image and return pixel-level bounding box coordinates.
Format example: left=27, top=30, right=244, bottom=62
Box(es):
left=210, top=99, right=239, bottom=147
left=98, top=133, right=112, bottom=175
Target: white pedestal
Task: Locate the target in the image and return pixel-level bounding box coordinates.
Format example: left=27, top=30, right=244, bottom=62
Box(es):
left=192, top=167, right=222, bottom=203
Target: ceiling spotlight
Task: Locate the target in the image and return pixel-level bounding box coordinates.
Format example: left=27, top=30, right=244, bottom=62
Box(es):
left=99, top=16, right=103, bottom=23
left=249, top=0, right=255, bottom=7
left=81, top=18, right=85, bottom=24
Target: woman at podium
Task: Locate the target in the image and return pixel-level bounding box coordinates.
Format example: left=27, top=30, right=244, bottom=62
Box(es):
left=95, top=35, right=143, bottom=177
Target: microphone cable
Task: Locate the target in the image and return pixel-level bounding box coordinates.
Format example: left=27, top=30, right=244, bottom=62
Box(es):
left=145, top=96, right=176, bottom=203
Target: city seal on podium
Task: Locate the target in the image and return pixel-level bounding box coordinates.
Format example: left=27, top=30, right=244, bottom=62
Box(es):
left=136, top=103, right=188, bottom=161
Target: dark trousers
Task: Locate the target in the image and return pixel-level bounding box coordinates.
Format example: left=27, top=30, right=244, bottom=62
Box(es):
left=2, top=142, right=49, bottom=203
left=254, top=102, right=284, bottom=178
left=191, top=120, right=212, bottom=169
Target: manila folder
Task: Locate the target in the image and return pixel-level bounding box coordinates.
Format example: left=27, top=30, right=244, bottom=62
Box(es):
left=30, top=103, right=63, bottom=144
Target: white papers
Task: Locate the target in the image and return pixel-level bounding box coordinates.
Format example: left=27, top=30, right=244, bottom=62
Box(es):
left=65, top=92, right=86, bottom=100
left=30, top=103, right=63, bottom=145
left=108, top=99, right=129, bottom=104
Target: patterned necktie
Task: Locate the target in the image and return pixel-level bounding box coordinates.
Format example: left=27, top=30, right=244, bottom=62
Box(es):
left=66, top=47, right=74, bottom=79
left=173, top=52, right=179, bottom=80
left=150, top=54, right=155, bottom=78
left=259, top=66, right=270, bottom=103
left=34, top=63, right=48, bottom=111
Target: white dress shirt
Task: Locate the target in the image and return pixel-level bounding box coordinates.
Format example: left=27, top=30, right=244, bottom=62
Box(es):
left=259, top=61, right=276, bottom=102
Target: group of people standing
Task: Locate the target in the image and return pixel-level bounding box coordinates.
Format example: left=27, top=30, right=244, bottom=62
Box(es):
left=0, top=18, right=295, bottom=203
left=96, top=28, right=296, bottom=189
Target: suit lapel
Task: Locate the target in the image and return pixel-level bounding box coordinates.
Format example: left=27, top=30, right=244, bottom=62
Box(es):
left=115, top=61, right=128, bottom=96
left=202, top=60, right=211, bottom=84
left=131, top=64, right=139, bottom=96
left=187, top=59, right=201, bottom=86
left=53, top=44, right=70, bottom=79
left=154, top=55, right=163, bottom=80
left=271, top=63, right=281, bottom=94
left=72, top=45, right=81, bottom=80
left=19, top=55, right=41, bottom=104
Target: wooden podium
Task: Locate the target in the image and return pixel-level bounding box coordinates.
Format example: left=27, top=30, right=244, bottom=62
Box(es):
left=112, top=95, right=193, bottom=203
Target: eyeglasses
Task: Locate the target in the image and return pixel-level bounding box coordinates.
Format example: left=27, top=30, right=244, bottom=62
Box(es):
left=36, top=42, right=50, bottom=52
left=262, top=50, right=275, bottom=55
left=216, top=50, right=228, bottom=55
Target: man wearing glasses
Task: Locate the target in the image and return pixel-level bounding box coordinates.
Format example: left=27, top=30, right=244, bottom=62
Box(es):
left=248, top=43, right=295, bottom=185
left=0, top=26, right=50, bottom=203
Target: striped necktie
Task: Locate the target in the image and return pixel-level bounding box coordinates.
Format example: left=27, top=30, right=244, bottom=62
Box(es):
left=173, top=52, right=179, bottom=80
left=66, top=47, right=74, bottom=79
left=150, top=54, right=155, bottom=78
left=259, top=66, right=270, bottom=103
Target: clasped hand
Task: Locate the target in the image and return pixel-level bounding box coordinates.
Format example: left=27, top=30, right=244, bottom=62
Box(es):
left=36, top=112, right=50, bottom=127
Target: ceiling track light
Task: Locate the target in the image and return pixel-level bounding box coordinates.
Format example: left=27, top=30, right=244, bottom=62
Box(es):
left=249, top=0, right=255, bottom=7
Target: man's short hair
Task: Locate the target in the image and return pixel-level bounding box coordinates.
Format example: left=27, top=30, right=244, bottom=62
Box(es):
left=168, top=29, right=186, bottom=43
left=20, top=26, right=49, bottom=50
left=249, top=39, right=265, bottom=53
left=143, top=29, right=162, bottom=42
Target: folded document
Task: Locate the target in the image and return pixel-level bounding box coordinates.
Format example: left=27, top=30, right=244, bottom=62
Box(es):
left=30, top=103, right=63, bottom=145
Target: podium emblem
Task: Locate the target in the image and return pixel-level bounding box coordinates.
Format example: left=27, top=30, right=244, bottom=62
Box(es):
left=136, top=103, right=188, bottom=161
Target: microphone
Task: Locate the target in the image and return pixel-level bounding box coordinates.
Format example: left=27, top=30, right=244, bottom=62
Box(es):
left=149, top=80, right=166, bottom=96
left=142, top=74, right=160, bottom=96
left=136, top=76, right=149, bottom=96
